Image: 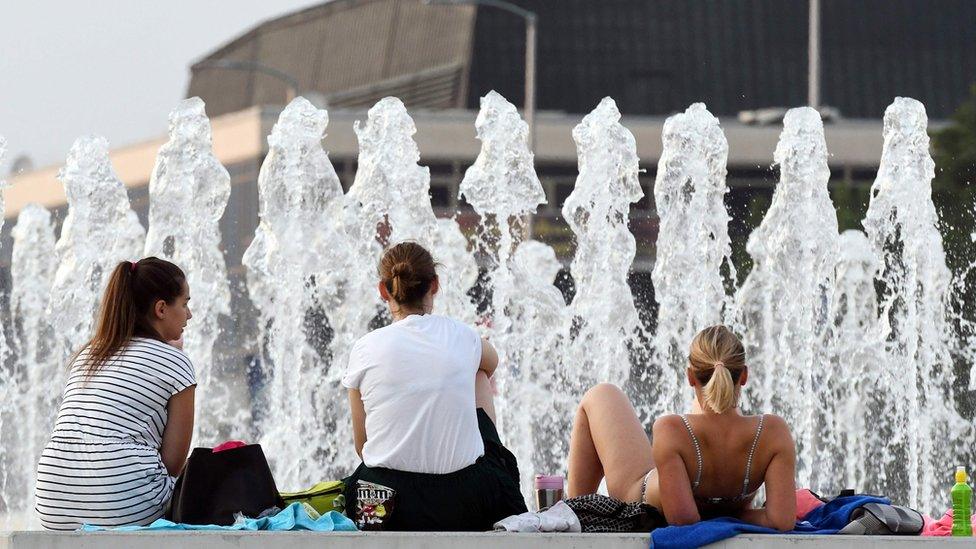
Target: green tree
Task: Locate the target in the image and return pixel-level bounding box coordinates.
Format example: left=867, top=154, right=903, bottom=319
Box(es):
left=931, top=85, right=976, bottom=411
left=931, top=84, right=976, bottom=276
left=933, top=84, right=976, bottom=188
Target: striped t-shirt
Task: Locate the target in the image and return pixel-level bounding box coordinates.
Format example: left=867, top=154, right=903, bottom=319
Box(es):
left=35, top=337, right=196, bottom=531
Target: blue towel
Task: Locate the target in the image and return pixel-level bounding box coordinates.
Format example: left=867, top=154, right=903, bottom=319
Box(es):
left=650, top=495, right=890, bottom=549
left=80, top=502, right=358, bottom=532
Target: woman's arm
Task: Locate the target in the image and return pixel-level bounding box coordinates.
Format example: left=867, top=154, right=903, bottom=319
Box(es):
left=160, top=386, right=195, bottom=477
left=479, top=338, right=498, bottom=377
left=738, top=415, right=797, bottom=531
left=348, top=388, right=367, bottom=459
left=652, top=416, right=701, bottom=525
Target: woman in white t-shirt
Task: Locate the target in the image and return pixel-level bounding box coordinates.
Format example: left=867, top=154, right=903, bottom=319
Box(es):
left=342, top=242, right=526, bottom=531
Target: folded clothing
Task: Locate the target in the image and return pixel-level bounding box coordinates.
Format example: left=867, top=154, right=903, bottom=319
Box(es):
left=80, top=502, right=357, bottom=532
left=795, top=489, right=825, bottom=520
left=922, top=508, right=976, bottom=536
left=493, top=501, right=581, bottom=533
left=213, top=440, right=248, bottom=453
left=650, top=495, right=889, bottom=549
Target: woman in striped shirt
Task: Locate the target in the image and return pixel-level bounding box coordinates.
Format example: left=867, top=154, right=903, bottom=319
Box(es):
left=35, top=257, right=196, bottom=530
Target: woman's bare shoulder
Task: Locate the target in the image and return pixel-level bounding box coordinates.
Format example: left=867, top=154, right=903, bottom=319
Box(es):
left=757, top=414, right=795, bottom=448
left=651, top=414, right=687, bottom=438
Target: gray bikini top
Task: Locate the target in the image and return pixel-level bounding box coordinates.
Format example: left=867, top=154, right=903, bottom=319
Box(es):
left=680, top=414, right=765, bottom=505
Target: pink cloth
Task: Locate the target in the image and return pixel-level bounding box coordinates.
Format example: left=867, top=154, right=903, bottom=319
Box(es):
left=795, top=489, right=825, bottom=520
left=212, top=440, right=247, bottom=453
left=922, top=508, right=976, bottom=536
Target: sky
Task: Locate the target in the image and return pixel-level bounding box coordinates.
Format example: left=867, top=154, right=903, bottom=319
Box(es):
left=0, top=0, right=322, bottom=172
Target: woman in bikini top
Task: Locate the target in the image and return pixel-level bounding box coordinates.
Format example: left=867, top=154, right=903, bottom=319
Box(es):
left=566, top=325, right=797, bottom=531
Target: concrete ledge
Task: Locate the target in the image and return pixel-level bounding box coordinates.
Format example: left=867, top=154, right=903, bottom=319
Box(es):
left=1, top=531, right=972, bottom=549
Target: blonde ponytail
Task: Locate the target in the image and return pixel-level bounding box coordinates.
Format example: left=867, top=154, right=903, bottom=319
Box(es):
left=701, top=362, right=737, bottom=414
left=688, top=326, right=746, bottom=414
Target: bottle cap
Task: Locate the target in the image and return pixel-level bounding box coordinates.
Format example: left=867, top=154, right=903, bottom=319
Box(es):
left=534, top=474, right=564, bottom=490
left=956, top=466, right=968, bottom=484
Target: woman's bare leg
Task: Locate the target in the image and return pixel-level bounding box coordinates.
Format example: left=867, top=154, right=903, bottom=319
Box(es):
left=567, top=383, right=654, bottom=501
left=475, top=370, right=496, bottom=423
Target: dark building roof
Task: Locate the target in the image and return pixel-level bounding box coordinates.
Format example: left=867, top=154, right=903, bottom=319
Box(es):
left=187, top=0, right=478, bottom=116
left=189, top=0, right=976, bottom=120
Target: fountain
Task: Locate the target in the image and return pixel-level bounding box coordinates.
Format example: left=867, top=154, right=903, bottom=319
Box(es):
left=349, top=97, right=438, bottom=247
left=828, top=230, right=883, bottom=491
left=561, top=97, right=644, bottom=393
left=0, top=93, right=974, bottom=525
left=0, top=136, right=12, bottom=524
left=736, top=107, right=840, bottom=489
left=47, top=136, right=146, bottom=362
left=861, top=97, right=968, bottom=509
left=4, top=204, right=57, bottom=523
left=144, top=97, right=232, bottom=442
left=242, top=97, right=356, bottom=488
left=460, top=90, right=551, bottom=494
left=650, top=103, right=736, bottom=418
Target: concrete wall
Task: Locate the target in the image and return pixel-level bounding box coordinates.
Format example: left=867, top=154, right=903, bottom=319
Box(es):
left=1, top=531, right=971, bottom=549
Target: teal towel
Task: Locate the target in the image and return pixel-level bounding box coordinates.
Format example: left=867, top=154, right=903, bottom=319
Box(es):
left=80, top=502, right=357, bottom=532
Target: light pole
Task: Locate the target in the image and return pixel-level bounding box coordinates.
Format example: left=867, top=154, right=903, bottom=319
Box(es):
left=424, top=0, right=537, bottom=152
left=194, top=59, right=300, bottom=103
left=808, top=0, right=820, bottom=109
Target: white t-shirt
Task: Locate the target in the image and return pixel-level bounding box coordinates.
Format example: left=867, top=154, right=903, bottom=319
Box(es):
left=341, top=314, right=485, bottom=474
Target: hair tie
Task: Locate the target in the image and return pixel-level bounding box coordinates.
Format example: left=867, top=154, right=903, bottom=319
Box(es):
left=714, top=361, right=725, bottom=369
left=130, top=261, right=138, bottom=273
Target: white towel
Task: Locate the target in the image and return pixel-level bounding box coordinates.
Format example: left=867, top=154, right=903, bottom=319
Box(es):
left=493, top=501, right=582, bottom=533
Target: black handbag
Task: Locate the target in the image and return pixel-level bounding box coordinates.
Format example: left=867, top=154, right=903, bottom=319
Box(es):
left=168, top=444, right=284, bottom=525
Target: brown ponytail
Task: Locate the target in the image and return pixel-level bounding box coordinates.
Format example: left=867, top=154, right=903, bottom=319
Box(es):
left=379, top=242, right=437, bottom=310
left=688, top=325, right=746, bottom=414
left=78, top=257, right=186, bottom=374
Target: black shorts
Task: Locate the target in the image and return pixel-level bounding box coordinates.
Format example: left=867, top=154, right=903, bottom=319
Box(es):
left=343, top=408, right=528, bottom=531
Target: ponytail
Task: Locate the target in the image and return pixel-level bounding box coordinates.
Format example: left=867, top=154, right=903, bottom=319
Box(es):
left=688, top=326, right=746, bottom=414
left=379, top=242, right=438, bottom=309
left=77, top=257, right=185, bottom=374
left=701, top=362, right=737, bottom=414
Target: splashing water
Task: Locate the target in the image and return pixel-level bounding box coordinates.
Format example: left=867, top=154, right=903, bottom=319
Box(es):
left=0, top=136, right=12, bottom=526
left=861, top=97, right=966, bottom=510
left=242, top=97, right=355, bottom=488
left=460, top=91, right=550, bottom=494
left=828, top=230, right=883, bottom=490
left=735, top=107, right=840, bottom=488
left=650, top=103, right=736, bottom=418
left=507, top=240, right=572, bottom=492
left=349, top=97, right=437, bottom=247
left=4, top=95, right=976, bottom=522
left=3, top=204, right=57, bottom=526
left=562, top=97, right=643, bottom=393
left=144, top=97, right=232, bottom=443
left=48, top=136, right=145, bottom=363
left=461, top=91, right=545, bottom=337
left=461, top=91, right=546, bottom=220
left=348, top=95, right=479, bottom=331
left=430, top=218, right=479, bottom=324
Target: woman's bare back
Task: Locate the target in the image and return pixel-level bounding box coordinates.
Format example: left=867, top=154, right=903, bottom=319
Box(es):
left=649, top=412, right=796, bottom=527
